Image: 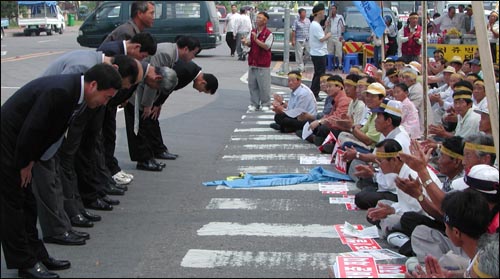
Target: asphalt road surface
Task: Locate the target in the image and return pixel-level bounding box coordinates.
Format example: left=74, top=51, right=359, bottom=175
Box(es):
left=1, top=27, right=391, bottom=278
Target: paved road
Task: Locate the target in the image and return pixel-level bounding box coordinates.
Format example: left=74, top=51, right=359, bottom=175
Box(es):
left=1, top=27, right=393, bottom=278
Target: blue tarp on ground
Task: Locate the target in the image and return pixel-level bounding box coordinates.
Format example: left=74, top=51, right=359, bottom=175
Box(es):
left=203, top=166, right=352, bottom=188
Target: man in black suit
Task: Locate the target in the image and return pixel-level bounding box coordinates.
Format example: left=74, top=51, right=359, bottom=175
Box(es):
left=124, top=59, right=218, bottom=171
left=0, top=64, right=122, bottom=278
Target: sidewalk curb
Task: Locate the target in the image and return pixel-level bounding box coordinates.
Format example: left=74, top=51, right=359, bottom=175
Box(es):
left=271, top=62, right=312, bottom=87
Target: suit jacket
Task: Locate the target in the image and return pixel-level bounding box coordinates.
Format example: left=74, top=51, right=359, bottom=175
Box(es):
left=41, top=50, right=104, bottom=76
left=152, top=60, right=202, bottom=106
left=1, top=74, right=82, bottom=169
left=101, top=20, right=140, bottom=44
left=133, top=43, right=178, bottom=108
left=97, top=40, right=125, bottom=57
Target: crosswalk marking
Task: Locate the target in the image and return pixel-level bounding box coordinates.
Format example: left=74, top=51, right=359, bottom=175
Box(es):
left=222, top=154, right=331, bottom=162
left=241, top=120, right=274, bottom=125
left=181, top=249, right=338, bottom=270
left=206, top=198, right=343, bottom=211
left=215, top=182, right=357, bottom=191
left=215, top=183, right=319, bottom=190
left=241, top=114, right=274, bottom=119
left=206, top=198, right=294, bottom=210
left=224, top=144, right=315, bottom=150
left=197, top=222, right=340, bottom=238
left=230, top=134, right=299, bottom=141
left=234, top=128, right=274, bottom=132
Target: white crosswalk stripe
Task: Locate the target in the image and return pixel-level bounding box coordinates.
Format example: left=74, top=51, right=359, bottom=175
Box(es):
left=182, top=90, right=357, bottom=274
left=197, top=222, right=340, bottom=238
left=181, top=249, right=338, bottom=270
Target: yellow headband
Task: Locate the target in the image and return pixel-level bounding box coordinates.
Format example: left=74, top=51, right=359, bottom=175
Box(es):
left=453, top=94, right=472, bottom=100
left=464, top=142, right=496, bottom=154
left=440, top=146, right=464, bottom=160
left=288, top=73, right=302, bottom=80
left=474, top=80, right=485, bottom=87
left=376, top=151, right=401, bottom=158
left=454, top=86, right=472, bottom=93
left=387, top=72, right=398, bottom=77
left=472, top=256, right=494, bottom=278
left=409, top=15, right=419, bottom=19
left=344, top=79, right=357, bottom=86
left=380, top=102, right=402, bottom=115
left=357, top=80, right=370, bottom=86
left=451, top=73, right=464, bottom=80
left=328, top=80, right=343, bottom=88
left=320, top=75, right=330, bottom=82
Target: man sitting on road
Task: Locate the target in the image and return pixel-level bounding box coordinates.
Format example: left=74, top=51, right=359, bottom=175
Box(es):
left=270, top=70, right=317, bottom=133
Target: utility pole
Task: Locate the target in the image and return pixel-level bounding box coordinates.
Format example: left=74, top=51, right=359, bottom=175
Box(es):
left=281, top=5, right=291, bottom=74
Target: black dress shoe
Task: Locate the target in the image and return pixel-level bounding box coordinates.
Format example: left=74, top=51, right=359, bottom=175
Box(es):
left=102, top=195, right=120, bottom=205
left=114, top=183, right=128, bottom=191
left=70, top=214, right=93, bottom=228
left=80, top=209, right=101, bottom=222
left=136, top=160, right=163, bottom=171
left=152, top=158, right=166, bottom=168
left=41, top=257, right=71, bottom=271
left=69, top=230, right=90, bottom=240
left=103, top=185, right=125, bottom=196
left=85, top=198, right=113, bottom=211
left=154, top=151, right=178, bottom=160
left=43, top=232, right=86, bottom=246
left=18, top=262, right=59, bottom=278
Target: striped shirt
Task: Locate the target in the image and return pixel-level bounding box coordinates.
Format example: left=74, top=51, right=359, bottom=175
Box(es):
left=292, top=17, right=311, bottom=42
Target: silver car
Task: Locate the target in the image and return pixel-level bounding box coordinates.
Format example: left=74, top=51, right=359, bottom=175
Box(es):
left=267, top=12, right=296, bottom=59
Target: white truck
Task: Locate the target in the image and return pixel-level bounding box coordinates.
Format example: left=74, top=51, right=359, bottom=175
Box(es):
left=18, top=1, right=65, bottom=36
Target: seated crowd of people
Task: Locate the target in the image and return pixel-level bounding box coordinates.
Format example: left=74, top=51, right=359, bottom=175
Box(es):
left=269, top=51, right=499, bottom=277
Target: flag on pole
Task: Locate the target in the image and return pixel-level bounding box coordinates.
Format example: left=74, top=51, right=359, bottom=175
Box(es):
left=293, top=1, right=298, bottom=13
left=352, top=1, right=386, bottom=38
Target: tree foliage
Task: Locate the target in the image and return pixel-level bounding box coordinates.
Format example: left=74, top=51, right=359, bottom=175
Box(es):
left=1, top=1, right=18, bottom=19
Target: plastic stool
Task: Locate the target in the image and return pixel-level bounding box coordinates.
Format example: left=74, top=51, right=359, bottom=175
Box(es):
left=343, top=53, right=359, bottom=73
left=327, top=54, right=334, bottom=71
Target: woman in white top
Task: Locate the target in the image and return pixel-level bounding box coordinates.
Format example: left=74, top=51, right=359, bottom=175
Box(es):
left=486, top=11, right=499, bottom=63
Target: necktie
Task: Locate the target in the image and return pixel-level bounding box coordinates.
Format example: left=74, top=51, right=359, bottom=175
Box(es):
left=134, top=93, right=140, bottom=135
left=41, top=103, right=87, bottom=161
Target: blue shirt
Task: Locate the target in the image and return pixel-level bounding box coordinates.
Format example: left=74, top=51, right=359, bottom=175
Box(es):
left=285, top=84, right=317, bottom=118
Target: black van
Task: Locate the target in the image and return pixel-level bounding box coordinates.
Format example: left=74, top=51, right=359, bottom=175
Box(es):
left=77, top=1, right=221, bottom=51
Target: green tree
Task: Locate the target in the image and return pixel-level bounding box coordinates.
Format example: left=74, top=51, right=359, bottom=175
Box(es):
left=1, top=1, right=18, bottom=21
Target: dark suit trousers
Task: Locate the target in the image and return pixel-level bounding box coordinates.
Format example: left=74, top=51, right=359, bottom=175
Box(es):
left=274, top=113, right=304, bottom=132
left=31, top=157, right=71, bottom=238
left=143, top=117, right=168, bottom=155
left=75, top=110, right=106, bottom=204
left=311, top=55, right=326, bottom=97
left=103, top=105, right=121, bottom=176
left=59, top=109, right=94, bottom=218
left=0, top=164, right=49, bottom=269
left=354, top=186, right=398, bottom=210
left=226, top=32, right=236, bottom=55
left=124, top=103, right=155, bottom=162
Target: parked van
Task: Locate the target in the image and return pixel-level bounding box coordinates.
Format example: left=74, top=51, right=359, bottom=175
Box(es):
left=77, top=1, right=221, bottom=51
left=343, top=6, right=398, bottom=43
